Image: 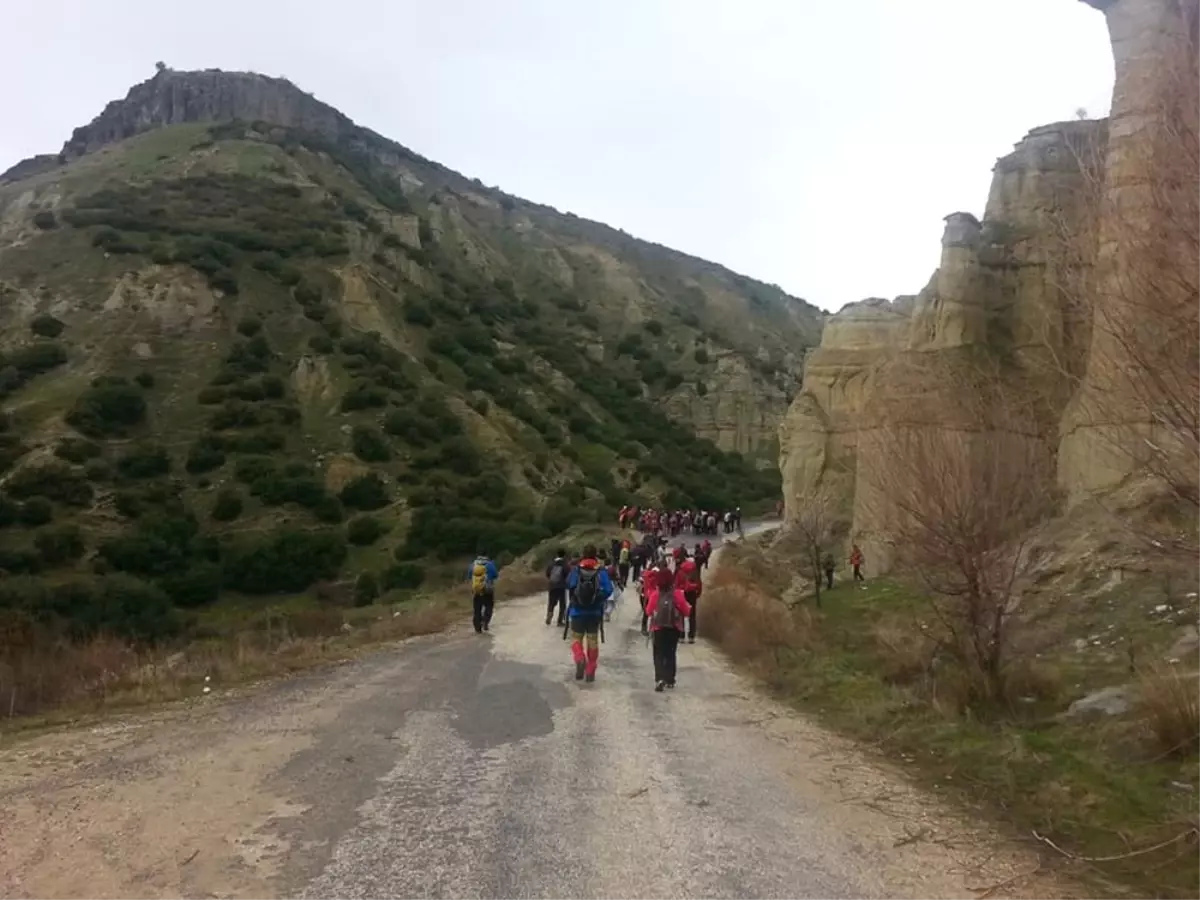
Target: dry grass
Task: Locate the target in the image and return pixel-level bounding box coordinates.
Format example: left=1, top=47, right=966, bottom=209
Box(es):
left=703, top=561, right=813, bottom=683
left=1138, top=663, right=1200, bottom=759
left=0, top=593, right=464, bottom=725
left=871, top=621, right=935, bottom=685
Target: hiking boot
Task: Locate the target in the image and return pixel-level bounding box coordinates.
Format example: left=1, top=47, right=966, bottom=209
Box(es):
left=687, top=636, right=695, bottom=644
left=667, top=682, right=676, bottom=690
left=654, top=681, right=665, bottom=693
left=575, top=661, right=586, bottom=681
left=585, top=672, right=595, bottom=683
left=545, top=615, right=551, bottom=626
left=483, top=623, right=490, bottom=632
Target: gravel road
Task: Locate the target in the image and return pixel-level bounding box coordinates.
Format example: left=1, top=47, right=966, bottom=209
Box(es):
left=0, top=530, right=1068, bottom=899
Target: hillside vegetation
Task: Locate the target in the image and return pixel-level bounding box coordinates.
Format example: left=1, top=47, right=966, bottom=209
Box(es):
left=0, top=72, right=820, bottom=676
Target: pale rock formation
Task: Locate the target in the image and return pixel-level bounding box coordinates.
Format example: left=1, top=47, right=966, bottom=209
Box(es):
left=780, top=0, right=1198, bottom=567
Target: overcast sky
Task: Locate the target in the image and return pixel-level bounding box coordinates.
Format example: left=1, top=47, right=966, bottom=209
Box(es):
left=2, top=0, right=1114, bottom=311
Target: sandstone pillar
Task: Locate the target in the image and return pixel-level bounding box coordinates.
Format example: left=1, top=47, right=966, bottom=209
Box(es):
left=1058, top=0, right=1199, bottom=502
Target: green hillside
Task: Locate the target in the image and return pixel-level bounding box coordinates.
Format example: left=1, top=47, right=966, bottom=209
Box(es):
left=0, top=72, right=822, bottom=645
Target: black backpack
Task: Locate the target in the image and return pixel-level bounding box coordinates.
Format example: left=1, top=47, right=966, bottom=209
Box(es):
left=548, top=559, right=568, bottom=588
left=573, top=566, right=603, bottom=613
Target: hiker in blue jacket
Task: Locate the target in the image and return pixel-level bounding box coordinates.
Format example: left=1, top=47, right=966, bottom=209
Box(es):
left=466, top=553, right=500, bottom=633
left=565, top=544, right=612, bottom=682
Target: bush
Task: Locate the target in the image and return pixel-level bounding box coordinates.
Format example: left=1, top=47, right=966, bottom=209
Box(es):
left=67, top=380, right=147, bottom=437
left=34, top=525, right=85, bottom=565
left=160, top=563, right=222, bottom=608
left=694, top=347, right=709, bottom=364
left=211, top=487, right=244, bottom=521
left=32, top=210, right=58, bottom=230
left=54, top=438, right=101, bottom=464
left=354, top=572, right=379, bottom=606
left=663, top=372, right=683, bottom=390
left=313, top=495, right=345, bottom=523
left=134, top=372, right=156, bottom=389
left=197, top=385, right=226, bottom=405
left=236, top=317, right=263, bottom=337
left=339, top=473, right=389, bottom=510
left=351, top=425, right=392, bottom=462
left=116, top=444, right=171, bottom=479
left=6, top=462, right=93, bottom=506
left=308, top=334, right=334, bottom=353
left=97, top=575, right=182, bottom=642
left=340, top=381, right=388, bottom=412
left=347, top=515, right=387, bottom=546
left=223, top=529, right=348, bottom=594
left=646, top=319, right=663, bottom=336
left=696, top=381, right=708, bottom=397
left=29, top=314, right=65, bottom=338
left=16, top=499, right=52, bottom=527
left=186, top=435, right=226, bottom=474
left=404, top=302, right=434, bottom=327
left=382, top=561, right=426, bottom=590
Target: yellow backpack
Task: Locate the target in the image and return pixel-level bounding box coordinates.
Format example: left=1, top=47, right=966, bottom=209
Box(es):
left=471, top=559, right=489, bottom=596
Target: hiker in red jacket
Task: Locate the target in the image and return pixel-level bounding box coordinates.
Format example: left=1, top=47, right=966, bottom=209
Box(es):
left=674, top=552, right=703, bottom=643
left=643, top=560, right=692, bottom=691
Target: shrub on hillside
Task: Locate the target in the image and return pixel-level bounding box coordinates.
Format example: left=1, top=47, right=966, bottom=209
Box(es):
left=186, top=435, right=226, bottom=474
left=354, top=572, right=379, bottom=606
left=340, top=381, right=388, bottom=412
left=34, top=525, right=85, bottom=565
left=32, top=210, right=58, bottom=230
left=160, top=563, right=223, bottom=608
left=29, top=314, right=65, bottom=338
left=18, top=497, right=53, bottom=526
left=67, top=379, right=147, bottom=437
left=210, top=487, right=244, bottom=522
left=382, top=561, right=425, bottom=590
left=236, top=317, right=263, bottom=337
left=134, top=372, right=156, bottom=389
left=116, top=444, right=171, bottom=479
left=6, top=463, right=93, bottom=506
left=339, top=473, right=389, bottom=511
left=346, top=515, right=387, bottom=546
left=54, top=438, right=101, bottom=464
left=351, top=425, right=392, bottom=462
left=223, top=529, right=347, bottom=594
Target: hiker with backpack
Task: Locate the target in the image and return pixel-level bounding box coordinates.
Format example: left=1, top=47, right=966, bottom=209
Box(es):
left=545, top=548, right=570, bottom=627
left=564, top=544, right=613, bottom=683
left=618, top=540, right=631, bottom=588
left=467, top=552, right=500, bottom=633
left=644, top=558, right=692, bottom=691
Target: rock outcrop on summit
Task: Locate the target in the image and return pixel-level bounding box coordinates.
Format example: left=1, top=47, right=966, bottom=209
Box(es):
left=779, top=0, right=1198, bottom=567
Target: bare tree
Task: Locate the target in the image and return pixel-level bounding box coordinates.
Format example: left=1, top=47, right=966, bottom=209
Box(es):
left=790, top=484, right=844, bottom=608
left=861, top=387, right=1056, bottom=706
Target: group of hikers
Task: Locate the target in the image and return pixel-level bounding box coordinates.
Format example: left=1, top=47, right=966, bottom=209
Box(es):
left=542, top=533, right=709, bottom=690
left=618, top=505, right=742, bottom=538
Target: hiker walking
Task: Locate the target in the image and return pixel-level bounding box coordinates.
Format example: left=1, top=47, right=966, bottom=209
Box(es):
left=849, top=544, right=865, bottom=582
left=674, top=550, right=703, bottom=643
left=545, top=548, right=570, bottom=626
left=467, top=551, right=499, bottom=633
left=644, top=559, right=691, bottom=691
left=565, top=544, right=612, bottom=683
left=618, top=540, right=631, bottom=588
left=821, top=551, right=835, bottom=590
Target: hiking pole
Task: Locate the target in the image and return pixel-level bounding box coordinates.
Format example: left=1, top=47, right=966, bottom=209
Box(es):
left=600, top=617, right=606, bottom=645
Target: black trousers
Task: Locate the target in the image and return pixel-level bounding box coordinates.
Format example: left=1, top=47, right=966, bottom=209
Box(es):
left=685, top=589, right=700, bottom=640
left=853, top=564, right=864, bottom=582
left=631, top=561, right=642, bottom=582
left=547, top=587, right=566, bottom=624
left=824, top=569, right=834, bottom=589
left=618, top=563, right=630, bottom=587
left=652, top=629, right=680, bottom=684
left=473, top=591, right=495, bottom=632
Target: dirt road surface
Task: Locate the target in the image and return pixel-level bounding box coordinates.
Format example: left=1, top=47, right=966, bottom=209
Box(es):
left=0, top=529, right=1069, bottom=899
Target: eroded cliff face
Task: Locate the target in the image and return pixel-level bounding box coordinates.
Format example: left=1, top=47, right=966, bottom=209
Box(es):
left=779, top=0, right=1197, bottom=566
left=782, top=115, right=1108, bottom=561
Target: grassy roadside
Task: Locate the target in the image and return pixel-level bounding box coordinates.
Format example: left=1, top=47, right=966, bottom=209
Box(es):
left=704, top=535, right=1199, bottom=899
left=0, top=562, right=549, bottom=737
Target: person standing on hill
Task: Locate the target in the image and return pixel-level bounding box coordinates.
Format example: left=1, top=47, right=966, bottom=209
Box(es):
left=644, top=559, right=691, bottom=691
left=618, top=540, right=631, bottom=588
left=565, top=544, right=612, bottom=683
left=545, top=548, right=570, bottom=627
left=467, top=551, right=499, bottom=633
left=849, top=544, right=865, bottom=582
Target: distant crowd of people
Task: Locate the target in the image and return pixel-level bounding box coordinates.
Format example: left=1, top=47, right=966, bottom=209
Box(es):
left=618, top=505, right=742, bottom=537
